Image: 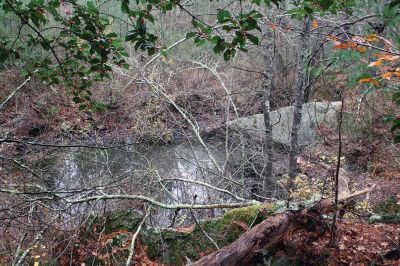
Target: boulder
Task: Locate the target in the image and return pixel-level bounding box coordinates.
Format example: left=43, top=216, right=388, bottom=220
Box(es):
left=228, top=101, right=341, bottom=146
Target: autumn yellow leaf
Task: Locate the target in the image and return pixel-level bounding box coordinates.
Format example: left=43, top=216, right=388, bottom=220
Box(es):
left=333, top=43, right=350, bottom=49
left=311, top=20, right=318, bottom=29
left=325, top=35, right=338, bottom=41
left=356, top=46, right=368, bottom=53
left=359, top=78, right=380, bottom=86
left=382, top=72, right=393, bottom=80
left=333, top=40, right=357, bottom=49
left=382, top=71, right=400, bottom=80
left=368, top=60, right=382, bottom=67
left=373, top=53, right=385, bottom=58
left=366, top=34, right=378, bottom=42
left=347, top=41, right=357, bottom=49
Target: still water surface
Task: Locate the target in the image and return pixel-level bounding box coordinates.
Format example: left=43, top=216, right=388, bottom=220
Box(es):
left=37, top=140, right=236, bottom=227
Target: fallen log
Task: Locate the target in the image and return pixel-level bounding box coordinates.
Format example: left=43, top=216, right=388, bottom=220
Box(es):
left=189, top=188, right=374, bottom=266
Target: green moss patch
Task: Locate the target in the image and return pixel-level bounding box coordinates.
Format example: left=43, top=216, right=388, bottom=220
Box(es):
left=74, top=204, right=278, bottom=265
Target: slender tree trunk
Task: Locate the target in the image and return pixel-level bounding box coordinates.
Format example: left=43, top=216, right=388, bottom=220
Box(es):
left=262, top=32, right=275, bottom=194
left=288, top=19, right=310, bottom=184
left=330, top=94, right=344, bottom=246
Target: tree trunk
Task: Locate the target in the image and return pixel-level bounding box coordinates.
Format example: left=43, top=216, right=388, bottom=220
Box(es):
left=288, top=19, right=310, bottom=183
left=262, top=32, right=275, bottom=194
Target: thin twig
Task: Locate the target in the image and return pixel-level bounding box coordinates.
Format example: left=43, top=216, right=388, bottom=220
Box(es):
left=125, top=210, right=149, bottom=266
left=11, top=233, right=27, bottom=266
left=0, top=70, right=37, bottom=111
left=189, top=197, right=220, bottom=250
left=0, top=137, right=136, bottom=149
left=160, top=177, right=247, bottom=202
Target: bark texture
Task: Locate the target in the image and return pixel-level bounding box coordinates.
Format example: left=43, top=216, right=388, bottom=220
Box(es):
left=288, top=19, right=310, bottom=181
left=262, top=31, right=275, bottom=193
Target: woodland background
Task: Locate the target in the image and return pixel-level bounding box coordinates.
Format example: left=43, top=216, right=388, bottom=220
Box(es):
left=0, top=0, right=399, bottom=265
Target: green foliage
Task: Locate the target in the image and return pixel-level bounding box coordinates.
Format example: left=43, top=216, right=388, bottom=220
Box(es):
left=0, top=0, right=128, bottom=110
left=0, top=0, right=356, bottom=110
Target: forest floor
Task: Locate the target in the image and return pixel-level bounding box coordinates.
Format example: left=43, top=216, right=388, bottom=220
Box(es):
left=282, top=220, right=400, bottom=265
left=53, top=217, right=400, bottom=265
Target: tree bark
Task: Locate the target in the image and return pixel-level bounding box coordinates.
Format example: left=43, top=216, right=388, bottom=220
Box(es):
left=288, top=19, right=310, bottom=183
left=262, top=31, right=275, bottom=194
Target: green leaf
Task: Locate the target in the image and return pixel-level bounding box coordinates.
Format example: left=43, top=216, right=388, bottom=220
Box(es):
left=121, top=1, right=129, bottom=13
left=186, top=32, right=197, bottom=38
left=95, top=102, right=106, bottom=111
left=217, top=10, right=231, bottom=23
left=160, top=48, right=167, bottom=57
left=73, top=96, right=84, bottom=103
left=122, top=63, right=130, bottom=69
left=304, top=6, right=314, bottom=14
left=194, top=37, right=206, bottom=46
left=246, top=33, right=259, bottom=45
left=192, top=20, right=203, bottom=28
left=87, top=1, right=97, bottom=11
left=224, top=49, right=236, bottom=61
left=319, top=0, right=334, bottom=10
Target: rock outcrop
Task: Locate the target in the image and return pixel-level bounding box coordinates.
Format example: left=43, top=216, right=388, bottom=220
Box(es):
left=228, top=101, right=341, bottom=146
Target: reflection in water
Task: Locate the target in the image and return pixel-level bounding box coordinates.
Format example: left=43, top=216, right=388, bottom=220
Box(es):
left=38, top=140, right=230, bottom=227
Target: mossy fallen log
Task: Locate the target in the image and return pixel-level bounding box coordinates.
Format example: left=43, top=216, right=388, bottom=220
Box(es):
left=189, top=189, right=374, bottom=266
left=79, top=203, right=279, bottom=265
